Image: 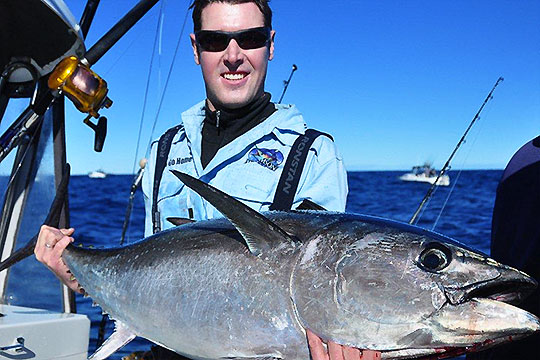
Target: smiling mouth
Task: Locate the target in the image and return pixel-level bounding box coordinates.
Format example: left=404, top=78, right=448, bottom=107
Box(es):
left=222, top=72, right=248, bottom=81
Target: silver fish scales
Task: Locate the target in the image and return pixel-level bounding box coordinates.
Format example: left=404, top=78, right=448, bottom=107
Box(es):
left=64, top=172, right=539, bottom=360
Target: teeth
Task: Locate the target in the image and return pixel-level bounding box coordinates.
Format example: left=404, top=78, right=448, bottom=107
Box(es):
left=223, top=73, right=245, bottom=80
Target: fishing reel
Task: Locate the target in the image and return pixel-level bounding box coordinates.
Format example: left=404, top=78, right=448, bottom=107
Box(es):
left=48, top=56, right=112, bottom=152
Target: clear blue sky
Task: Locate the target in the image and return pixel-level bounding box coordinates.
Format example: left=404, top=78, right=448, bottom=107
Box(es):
left=8, top=0, right=539, bottom=174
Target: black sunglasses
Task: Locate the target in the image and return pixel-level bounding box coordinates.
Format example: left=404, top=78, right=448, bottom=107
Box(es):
left=195, top=27, right=271, bottom=52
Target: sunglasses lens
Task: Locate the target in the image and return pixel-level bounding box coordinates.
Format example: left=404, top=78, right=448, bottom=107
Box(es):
left=237, top=29, right=269, bottom=49
left=197, top=32, right=229, bottom=52
left=196, top=28, right=270, bottom=52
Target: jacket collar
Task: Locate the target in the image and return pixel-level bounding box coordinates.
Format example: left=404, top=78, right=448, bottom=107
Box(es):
left=180, top=101, right=306, bottom=177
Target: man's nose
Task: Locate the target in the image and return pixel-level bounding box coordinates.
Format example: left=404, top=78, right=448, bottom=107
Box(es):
left=223, top=39, right=244, bottom=66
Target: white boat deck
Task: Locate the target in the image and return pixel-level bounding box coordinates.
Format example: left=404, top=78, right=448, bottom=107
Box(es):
left=0, top=304, right=90, bottom=359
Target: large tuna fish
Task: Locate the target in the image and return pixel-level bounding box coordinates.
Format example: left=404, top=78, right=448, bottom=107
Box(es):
left=63, top=171, right=539, bottom=360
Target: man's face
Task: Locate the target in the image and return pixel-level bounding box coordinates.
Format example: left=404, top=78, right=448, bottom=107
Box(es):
left=190, top=2, right=275, bottom=111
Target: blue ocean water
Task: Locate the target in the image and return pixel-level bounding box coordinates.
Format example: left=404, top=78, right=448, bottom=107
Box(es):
left=7, top=170, right=503, bottom=358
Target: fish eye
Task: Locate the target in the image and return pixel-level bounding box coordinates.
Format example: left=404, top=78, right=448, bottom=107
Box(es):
left=418, top=243, right=452, bottom=272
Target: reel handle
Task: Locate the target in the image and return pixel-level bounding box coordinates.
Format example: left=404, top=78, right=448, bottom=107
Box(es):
left=84, top=115, right=107, bottom=152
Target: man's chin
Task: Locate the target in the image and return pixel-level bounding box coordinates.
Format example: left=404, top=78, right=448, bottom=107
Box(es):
left=209, top=95, right=259, bottom=111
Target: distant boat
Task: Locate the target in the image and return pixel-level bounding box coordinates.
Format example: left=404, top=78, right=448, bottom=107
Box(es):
left=88, top=170, right=107, bottom=179
left=399, top=163, right=450, bottom=186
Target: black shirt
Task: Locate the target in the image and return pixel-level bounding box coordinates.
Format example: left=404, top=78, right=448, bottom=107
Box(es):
left=201, top=93, right=276, bottom=169
left=467, top=136, right=540, bottom=359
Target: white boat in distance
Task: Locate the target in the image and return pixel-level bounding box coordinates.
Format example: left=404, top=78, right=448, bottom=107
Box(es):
left=88, top=170, right=107, bottom=179
left=399, top=163, right=450, bottom=186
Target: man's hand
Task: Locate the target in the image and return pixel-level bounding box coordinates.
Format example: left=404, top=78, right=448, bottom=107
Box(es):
left=307, top=329, right=381, bottom=360
left=34, top=225, right=83, bottom=294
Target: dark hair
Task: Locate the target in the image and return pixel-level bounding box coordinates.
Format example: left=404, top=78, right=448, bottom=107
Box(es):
left=190, top=0, right=272, bottom=32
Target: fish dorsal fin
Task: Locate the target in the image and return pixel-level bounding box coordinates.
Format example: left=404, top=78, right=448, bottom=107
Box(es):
left=171, top=170, right=297, bottom=256
left=88, top=321, right=136, bottom=360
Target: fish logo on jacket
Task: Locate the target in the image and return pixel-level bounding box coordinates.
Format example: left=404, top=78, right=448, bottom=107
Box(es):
left=246, top=147, right=284, bottom=171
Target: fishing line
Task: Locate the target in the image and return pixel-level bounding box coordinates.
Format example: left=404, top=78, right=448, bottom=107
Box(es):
left=102, top=27, right=147, bottom=77
left=120, top=1, right=189, bottom=246
left=431, top=98, right=495, bottom=231
left=144, top=1, right=191, bottom=154
left=409, top=77, right=504, bottom=226
left=158, top=11, right=165, bottom=93
left=131, top=0, right=165, bottom=175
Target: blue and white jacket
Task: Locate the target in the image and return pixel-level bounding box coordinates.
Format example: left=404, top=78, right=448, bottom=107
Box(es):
left=142, top=100, right=348, bottom=237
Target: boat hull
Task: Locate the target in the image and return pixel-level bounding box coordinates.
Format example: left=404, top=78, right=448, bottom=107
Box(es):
left=399, top=173, right=450, bottom=186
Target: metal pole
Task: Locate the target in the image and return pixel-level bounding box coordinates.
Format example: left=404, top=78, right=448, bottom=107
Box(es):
left=0, top=75, right=8, bottom=122
left=0, top=120, right=42, bottom=299
left=51, top=97, right=76, bottom=313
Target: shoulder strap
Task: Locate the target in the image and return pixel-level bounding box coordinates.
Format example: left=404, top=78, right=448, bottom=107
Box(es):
left=270, top=129, right=333, bottom=211
left=152, top=125, right=182, bottom=234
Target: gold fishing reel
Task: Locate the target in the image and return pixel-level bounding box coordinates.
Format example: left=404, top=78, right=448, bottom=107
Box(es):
left=48, top=56, right=112, bottom=151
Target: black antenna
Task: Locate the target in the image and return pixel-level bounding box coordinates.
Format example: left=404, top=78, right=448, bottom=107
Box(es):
left=409, top=77, right=504, bottom=225
left=278, top=64, right=298, bottom=104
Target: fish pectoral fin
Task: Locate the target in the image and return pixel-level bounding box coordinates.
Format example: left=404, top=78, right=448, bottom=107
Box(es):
left=295, top=199, right=326, bottom=211
left=171, top=170, right=298, bottom=256
left=88, top=321, right=136, bottom=360
left=167, top=217, right=196, bottom=226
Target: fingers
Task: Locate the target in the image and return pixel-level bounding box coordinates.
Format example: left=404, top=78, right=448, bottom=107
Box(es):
left=51, top=235, right=73, bottom=260
left=359, top=350, right=381, bottom=360
left=35, top=225, right=81, bottom=293
left=342, top=346, right=361, bottom=360
left=35, top=225, right=73, bottom=261
left=60, top=228, right=75, bottom=236
left=306, top=329, right=381, bottom=360
left=306, top=329, right=329, bottom=360
left=328, top=341, right=345, bottom=360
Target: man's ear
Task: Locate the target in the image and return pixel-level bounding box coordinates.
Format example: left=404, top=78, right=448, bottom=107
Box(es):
left=268, top=30, right=275, bottom=61
left=190, top=33, right=201, bottom=65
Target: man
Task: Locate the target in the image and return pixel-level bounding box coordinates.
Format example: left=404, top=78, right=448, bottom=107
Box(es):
left=467, top=136, right=540, bottom=360
left=36, top=1, right=379, bottom=359
left=141, top=0, right=347, bottom=235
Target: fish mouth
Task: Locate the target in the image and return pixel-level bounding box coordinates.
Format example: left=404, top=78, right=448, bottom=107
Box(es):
left=380, top=276, right=539, bottom=359
left=466, top=278, right=537, bottom=304
left=380, top=344, right=486, bottom=360
left=445, top=275, right=538, bottom=306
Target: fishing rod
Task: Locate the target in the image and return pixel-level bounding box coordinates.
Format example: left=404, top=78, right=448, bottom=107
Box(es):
left=409, top=77, right=504, bottom=225
left=79, top=0, right=101, bottom=39
left=118, top=0, right=191, bottom=243
left=0, top=0, right=160, bottom=164
left=120, top=158, right=147, bottom=245
left=278, top=64, right=298, bottom=104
